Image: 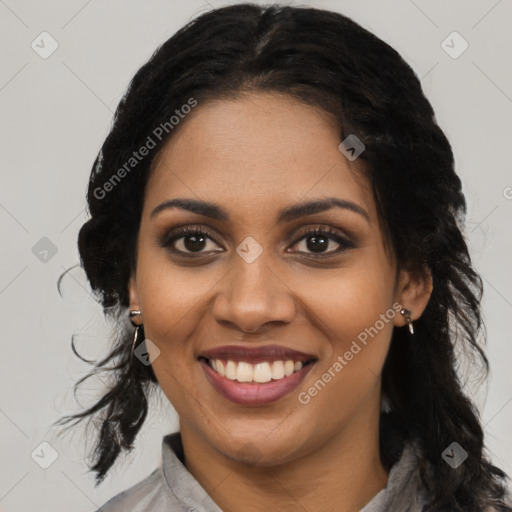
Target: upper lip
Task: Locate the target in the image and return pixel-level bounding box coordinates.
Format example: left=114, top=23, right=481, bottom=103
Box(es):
left=198, top=344, right=317, bottom=364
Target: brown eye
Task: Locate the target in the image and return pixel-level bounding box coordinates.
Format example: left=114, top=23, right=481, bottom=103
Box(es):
left=291, top=227, right=354, bottom=256
left=160, top=226, right=222, bottom=255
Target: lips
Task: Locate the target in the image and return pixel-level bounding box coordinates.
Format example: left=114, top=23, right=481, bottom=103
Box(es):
left=198, top=344, right=317, bottom=364
left=197, top=344, right=318, bottom=405
left=199, top=358, right=316, bottom=405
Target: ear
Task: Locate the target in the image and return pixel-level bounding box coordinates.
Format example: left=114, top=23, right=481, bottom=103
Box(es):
left=128, top=275, right=143, bottom=325
left=393, top=267, right=433, bottom=328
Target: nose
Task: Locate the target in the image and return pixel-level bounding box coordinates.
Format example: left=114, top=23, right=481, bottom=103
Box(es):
left=211, top=252, right=296, bottom=335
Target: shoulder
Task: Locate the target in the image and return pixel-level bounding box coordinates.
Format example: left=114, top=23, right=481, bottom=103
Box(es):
left=395, top=440, right=512, bottom=512
left=94, top=467, right=187, bottom=512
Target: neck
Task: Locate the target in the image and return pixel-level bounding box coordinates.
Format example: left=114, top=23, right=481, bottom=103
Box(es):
left=179, top=406, right=388, bottom=512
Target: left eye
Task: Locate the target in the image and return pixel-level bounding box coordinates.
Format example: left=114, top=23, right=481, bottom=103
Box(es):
left=291, top=227, right=353, bottom=255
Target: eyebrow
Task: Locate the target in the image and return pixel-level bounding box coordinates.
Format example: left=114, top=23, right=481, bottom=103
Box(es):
left=150, top=197, right=370, bottom=223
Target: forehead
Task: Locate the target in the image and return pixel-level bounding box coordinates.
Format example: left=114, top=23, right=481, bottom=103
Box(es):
left=145, top=93, right=374, bottom=223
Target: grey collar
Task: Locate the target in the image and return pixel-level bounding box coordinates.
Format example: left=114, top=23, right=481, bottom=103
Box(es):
left=161, top=432, right=428, bottom=512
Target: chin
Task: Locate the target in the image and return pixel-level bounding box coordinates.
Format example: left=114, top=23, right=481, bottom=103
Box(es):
left=217, top=436, right=302, bottom=468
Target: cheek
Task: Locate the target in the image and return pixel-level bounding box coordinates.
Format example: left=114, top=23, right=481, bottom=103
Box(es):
left=135, top=245, right=221, bottom=346
left=296, top=275, right=395, bottom=428
left=140, top=276, right=202, bottom=339
left=296, top=261, right=396, bottom=400
left=299, top=260, right=395, bottom=339
left=136, top=262, right=210, bottom=411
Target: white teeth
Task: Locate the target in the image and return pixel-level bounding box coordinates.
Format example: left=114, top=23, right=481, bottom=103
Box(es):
left=271, top=360, right=285, bottom=380
left=225, top=360, right=237, bottom=380
left=253, top=362, right=272, bottom=383
left=216, top=360, right=225, bottom=377
left=284, top=360, right=295, bottom=377
left=236, top=362, right=254, bottom=382
left=208, top=358, right=310, bottom=382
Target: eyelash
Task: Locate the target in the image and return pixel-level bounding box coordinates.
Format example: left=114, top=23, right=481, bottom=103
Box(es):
left=159, top=225, right=354, bottom=258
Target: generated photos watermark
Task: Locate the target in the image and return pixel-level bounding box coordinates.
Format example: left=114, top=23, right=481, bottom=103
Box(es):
left=298, top=301, right=403, bottom=404
left=93, top=97, right=198, bottom=200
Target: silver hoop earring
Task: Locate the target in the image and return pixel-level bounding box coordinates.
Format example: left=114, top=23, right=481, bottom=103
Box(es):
left=131, top=325, right=144, bottom=360
left=129, top=309, right=143, bottom=359
left=381, top=393, right=392, bottom=413
left=129, top=310, right=141, bottom=328
left=400, top=308, right=415, bottom=335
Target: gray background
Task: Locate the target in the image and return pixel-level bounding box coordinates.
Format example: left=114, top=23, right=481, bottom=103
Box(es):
left=1, top=0, right=511, bottom=510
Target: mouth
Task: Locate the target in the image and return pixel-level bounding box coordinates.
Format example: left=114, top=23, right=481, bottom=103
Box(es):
left=197, top=356, right=317, bottom=383
left=197, top=347, right=318, bottom=405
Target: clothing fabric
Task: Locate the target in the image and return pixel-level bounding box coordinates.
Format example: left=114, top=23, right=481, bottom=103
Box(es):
left=95, top=431, right=431, bottom=512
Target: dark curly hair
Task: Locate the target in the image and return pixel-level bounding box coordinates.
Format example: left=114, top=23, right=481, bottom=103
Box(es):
left=55, top=4, right=511, bottom=510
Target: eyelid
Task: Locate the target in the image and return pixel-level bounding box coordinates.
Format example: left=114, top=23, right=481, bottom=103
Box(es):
left=290, top=226, right=355, bottom=254
left=158, top=225, right=223, bottom=250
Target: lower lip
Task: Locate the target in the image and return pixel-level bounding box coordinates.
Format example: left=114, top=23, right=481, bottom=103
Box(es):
left=199, top=359, right=315, bottom=406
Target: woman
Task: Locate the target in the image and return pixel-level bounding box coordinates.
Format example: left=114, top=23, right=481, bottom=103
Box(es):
left=57, top=3, right=511, bottom=511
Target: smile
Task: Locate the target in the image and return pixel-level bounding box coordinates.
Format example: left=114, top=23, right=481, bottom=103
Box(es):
left=199, top=356, right=317, bottom=405
left=201, top=357, right=314, bottom=383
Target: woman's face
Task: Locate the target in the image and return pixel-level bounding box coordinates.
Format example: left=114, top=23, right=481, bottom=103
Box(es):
left=129, top=92, right=425, bottom=465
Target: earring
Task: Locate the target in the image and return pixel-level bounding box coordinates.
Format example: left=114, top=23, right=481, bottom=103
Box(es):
left=130, top=325, right=145, bottom=360
left=381, top=393, right=392, bottom=413
left=129, top=309, right=143, bottom=359
left=129, top=309, right=141, bottom=323
left=400, top=308, right=414, bottom=335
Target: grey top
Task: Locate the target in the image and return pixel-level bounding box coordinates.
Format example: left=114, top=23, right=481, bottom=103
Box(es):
left=95, top=431, right=433, bottom=512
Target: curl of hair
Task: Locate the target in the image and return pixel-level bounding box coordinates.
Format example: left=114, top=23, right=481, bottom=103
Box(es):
left=56, top=3, right=511, bottom=508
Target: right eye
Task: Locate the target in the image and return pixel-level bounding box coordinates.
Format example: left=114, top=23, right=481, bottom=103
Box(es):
left=159, top=225, right=223, bottom=256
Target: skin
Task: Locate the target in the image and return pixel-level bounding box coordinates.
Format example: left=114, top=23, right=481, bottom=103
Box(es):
left=128, top=92, right=432, bottom=512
